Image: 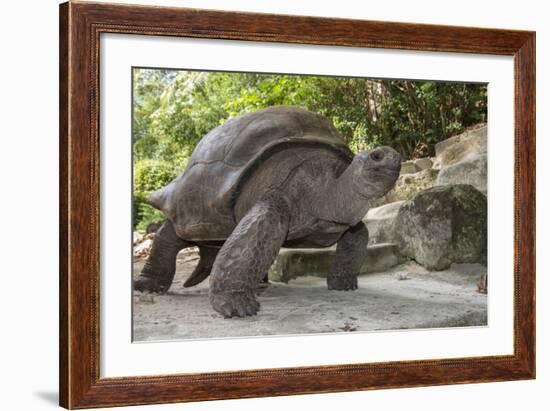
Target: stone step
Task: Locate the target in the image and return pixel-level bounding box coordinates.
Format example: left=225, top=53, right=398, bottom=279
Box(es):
left=363, top=200, right=403, bottom=245
left=268, top=243, right=402, bottom=283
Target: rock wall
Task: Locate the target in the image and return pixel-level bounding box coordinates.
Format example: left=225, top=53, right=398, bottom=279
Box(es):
left=436, top=154, right=487, bottom=194
left=376, top=168, right=439, bottom=205
left=377, top=124, right=487, bottom=206
left=433, top=125, right=487, bottom=168
left=364, top=123, right=488, bottom=270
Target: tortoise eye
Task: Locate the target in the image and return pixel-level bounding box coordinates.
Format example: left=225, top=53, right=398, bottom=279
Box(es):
left=370, top=150, right=384, bottom=162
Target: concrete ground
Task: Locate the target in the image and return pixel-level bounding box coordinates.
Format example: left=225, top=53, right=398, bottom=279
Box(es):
left=133, top=250, right=487, bottom=341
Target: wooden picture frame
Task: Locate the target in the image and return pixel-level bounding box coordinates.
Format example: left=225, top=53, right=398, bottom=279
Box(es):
left=59, top=1, right=535, bottom=408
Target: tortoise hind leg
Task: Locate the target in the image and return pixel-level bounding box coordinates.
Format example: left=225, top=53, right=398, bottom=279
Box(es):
left=134, top=220, right=189, bottom=293
left=209, top=193, right=290, bottom=318
left=183, top=246, right=219, bottom=288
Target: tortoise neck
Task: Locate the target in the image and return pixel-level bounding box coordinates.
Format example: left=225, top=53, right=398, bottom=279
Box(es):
left=317, top=163, right=372, bottom=225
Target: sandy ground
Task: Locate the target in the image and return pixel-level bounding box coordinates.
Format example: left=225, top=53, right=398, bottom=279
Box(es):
left=132, top=249, right=487, bottom=341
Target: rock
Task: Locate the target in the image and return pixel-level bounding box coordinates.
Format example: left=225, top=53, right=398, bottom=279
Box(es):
left=178, top=246, right=200, bottom=257
left=434, top=133, right=461, bottom=157
left=133, top=231, right=144, bottom=245
left=414, top=157, right=434, bottom=171
left=268, top=243, right=401, bottom=283
left=388, top=158, right=432, bottom=186
left=393, top=184, right=487, bottom=270
left=363, top=201, right=404, bottom=244
left=134, top=238, right=153, bottom=257
left=433, top=125, right=487, bottom=168
left=377, top=168, right=439, bottom=205
left=138, top=294, right=155, bottom=304
left=269, top=248, right=332, bottom=283
left=437, top=154, right=487, bottom=194
left=400, top=160, right=420, bottom=174
left=434, top=124, right=486, bottom=156
left=395, top=272, right=410, bottom=281
left=477, top=272, right=488, bottom=294
left=133, top=233, right=156, bottom=258
left=366, top=243, right=402, bottom=273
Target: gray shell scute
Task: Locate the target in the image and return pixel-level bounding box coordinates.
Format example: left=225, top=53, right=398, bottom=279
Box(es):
left=189, top=105, right=345, bottom=167
left=150, top=106, right=351, bottom=240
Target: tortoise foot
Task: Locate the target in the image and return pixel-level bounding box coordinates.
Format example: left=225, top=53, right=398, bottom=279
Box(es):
left=133, top=276, right=169, bottom=294
left=327, top=275, right=358, bottom=291
left=210, top=289, right=260, bottom=318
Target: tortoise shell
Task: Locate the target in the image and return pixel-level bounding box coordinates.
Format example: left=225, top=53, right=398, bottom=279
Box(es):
left=148, top=106, right=353, bottom=240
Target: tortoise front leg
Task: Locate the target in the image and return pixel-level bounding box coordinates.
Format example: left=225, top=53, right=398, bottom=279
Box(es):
left=327, top=222, right=369, bottom=291
left=134, top=220, right=189, bottom=293
left=209, top=194, right=290, bottom=318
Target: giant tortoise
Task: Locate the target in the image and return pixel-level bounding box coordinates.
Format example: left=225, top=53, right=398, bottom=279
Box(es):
left=134, top=106, right=401, bottom=317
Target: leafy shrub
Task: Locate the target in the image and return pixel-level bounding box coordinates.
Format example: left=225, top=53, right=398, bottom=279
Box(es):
left=135, top=201, right=166, bottom=233
left=134, top=158, right=178, bottom=192
left=133, top=159, right=180, bottom=231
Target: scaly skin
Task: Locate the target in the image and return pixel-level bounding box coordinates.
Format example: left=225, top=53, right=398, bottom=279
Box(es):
left=327, top=222, right=369, bottom=291
left=209, top=193, right=290, bottom=318
left=183, top=246, right=219, bottom=288
left=133, top=220, right=189, bottom=293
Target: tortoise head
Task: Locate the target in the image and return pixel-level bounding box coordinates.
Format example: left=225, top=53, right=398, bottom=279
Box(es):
left=350, top=146, right=401, bottom=199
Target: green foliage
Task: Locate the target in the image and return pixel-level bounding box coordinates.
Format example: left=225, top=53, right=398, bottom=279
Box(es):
left=135, top=201, right=166, bottom=233
left=132, top=68, right=487, bottom=231
left=134, top=158, right=179, bottom=192
left=133, top=159, right=180, bottom=230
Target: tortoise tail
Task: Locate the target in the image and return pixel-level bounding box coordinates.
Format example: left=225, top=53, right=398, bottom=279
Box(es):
left=183, top=246, right=220, bottom=288
left=147, top=183, right=173, bottom=211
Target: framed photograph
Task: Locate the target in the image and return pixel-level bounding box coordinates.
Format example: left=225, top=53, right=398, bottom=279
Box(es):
left=59, top=1, right=535, bottom=408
